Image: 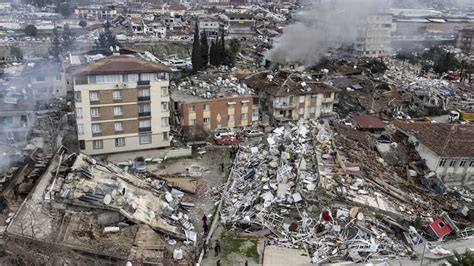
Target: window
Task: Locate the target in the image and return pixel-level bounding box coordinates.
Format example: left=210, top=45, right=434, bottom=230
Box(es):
left=113, top=106, right=123, bottom=116
left=252, top=109, right=258, bottom=117
left=438, top=221, right=446, bottom=228
left=203, top=104, right=210, bottom=111
left=162, top=132, right=169, bottom=141
left=162, top=102, right=169, bottom=112
left=324, top=92, right=332, bottom=98
left=322, top=103, right=331, bottom=110
left=241, top=101, right=249, bottom=107
left=93, top=140, right=103, bottom=149
left=241, top=113, right=248, bottom=120
left=161, top=86, right=169, bottom=96
left=89, top=91, right=100, bottom=101
left=299, top=107, right=304, bottom=115
left=449, top=160, right=456, bottom=167
left=204, top=117, right=210, bottom=124
left=470, top=161, right=474, bottom=167
left=92, top=123, right=101, bottom=134
left=459, top=160, right=467, bottom=167
left=77, top=124, right=84, bottom=135
left=124, top=73, right=139, bottom=82
left=139, top=104, right=151, bottom=114
left=228, top=102, right=236, bottom=109
left=90, top=107, right=100, bottom=118
left=139, top=134, right=152, bottom=144
left=439, top=159, right=447, bottom=167
left=310, top=107, right=316, bottom=113
left=138, top=89, right=150, bottom=97
left=139, top=120, right=151, bottom=128
left=56, top=74, right=61, bottom=80
left=188, top=105, right=196, bottom=112
left=299, top=96, right=305, bottom=103
left=74, top=91, right=82, bottom=102
left=114, top=122, right=124, bottom=131
left=228, top=115, right=235, bottom=121
left=115, top=137, right=125, bottom=147
left=79, top=140, right=85, bottom=150
left=36, top=76, right=45, bottom=82
left=76, top=107, right=83, bottom=119
left=140, top=73, right=155, bottom=81
left=161, top=117, right=169, bottom=127
left=113, top=90, right=122, bottom=100
left=189, top=119, right=196, bottom=125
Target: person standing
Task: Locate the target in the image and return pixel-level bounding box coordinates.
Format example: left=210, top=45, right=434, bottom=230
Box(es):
left=214, top=240, right=221, bottom=257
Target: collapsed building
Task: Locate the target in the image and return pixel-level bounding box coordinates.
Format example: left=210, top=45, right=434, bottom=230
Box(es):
left=245, top=71, right=339, bottom=124
left=5, top=149, right=199, bottom=264
left=395, top=121, right=474, bottom=187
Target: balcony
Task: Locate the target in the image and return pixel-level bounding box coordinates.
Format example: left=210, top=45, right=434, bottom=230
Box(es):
left=274, top=103, right=295, bottom=111
left=139, top=127, right=152, bottom=133
left=138, top=96, right=151, bottom=101
left=137, top=80, right=150, bottom=86
left=138, top=112, right=151, bottom=117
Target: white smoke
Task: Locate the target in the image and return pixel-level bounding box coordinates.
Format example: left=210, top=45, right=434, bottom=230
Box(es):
left=266, top=0, right=384, bottom=66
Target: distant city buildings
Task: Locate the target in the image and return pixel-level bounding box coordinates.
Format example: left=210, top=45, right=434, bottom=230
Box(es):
left=456, top=27, right=474, bottom=55
left=354, top=14, right=394, bottom=58
left=71, top=56, right=171, bottom=155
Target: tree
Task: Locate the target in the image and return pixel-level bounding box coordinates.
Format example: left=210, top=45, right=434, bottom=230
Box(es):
left=218, top=29, right=226, bottom=65
left=199, top=31, right=209, bottom=69
left=191, top=22, right=201, bottom=72
left=445, top=249, right=474, bottom=266
left=229, top=38, right=241, bottom=57
left=58, top=2, right=73, bottom=18
left=95, top=22, right=120, bottom=49
left=209, top=40, right=217, bottom=66
left=62, top=24, right=74, bottom=52
left=10, top=46, right=23, bottom=60
left=24, top=24, right=38, bottom=37
left=78, top=20, right=87, bottom=29
left=49, top=26, right=61, bottom=61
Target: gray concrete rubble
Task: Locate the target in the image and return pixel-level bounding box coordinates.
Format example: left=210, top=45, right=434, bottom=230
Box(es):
left=219, top=120, right=474, bottom=264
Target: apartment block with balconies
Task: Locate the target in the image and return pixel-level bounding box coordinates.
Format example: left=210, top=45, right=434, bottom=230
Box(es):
left=72, top=56, right=171, bottom=155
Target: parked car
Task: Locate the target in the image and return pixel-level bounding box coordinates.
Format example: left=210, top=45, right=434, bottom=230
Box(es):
left=133, top=157, right=147, bottom=173
left=214, top=135, right=240, bottom=145
left=245, top=129, right=264, bottom=138
left=214, top=127, right=236, bottom=139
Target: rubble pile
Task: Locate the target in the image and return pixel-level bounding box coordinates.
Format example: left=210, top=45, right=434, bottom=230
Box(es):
left=171, top=75, right=253, bottom=99
left=219, top=121, right=413, bottom=263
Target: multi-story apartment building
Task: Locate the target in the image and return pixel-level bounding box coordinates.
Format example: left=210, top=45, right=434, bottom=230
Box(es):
left=246, top=71, right=338, bottom=124
left=21, top=61, right=66, bottom=100
left=72, top=56, right=171, bottom=155
left=354, top=14, right=393, bottom=58
left=198, top=18, right=223, bottom=38
left=226, top=13, right=255, bottom=37
left=75, top=5, right=117, bottom=21
left=456, top=27, right=474, bottom=55
left=171, top=92, right=257, bottom=131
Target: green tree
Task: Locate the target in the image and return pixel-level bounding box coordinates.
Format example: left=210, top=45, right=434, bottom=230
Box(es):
left=62, top=24, right=74, bottom=52
left=191, top=23, right=201, bottom=72
left=199, top=31, right=209, bottom=69
left=10, top=46, right=23, bottom=60
left=49, top=26, right=61, bottom=61
left=229, top=38, right=241, bottom=57
left=58, top=2, right=73, bottom=18
left=95, top=22, right=119, bottom=49
left=445, top=249, right=474, bottom=266
left=218, top=29, right=226, bottom=65
left=78, top=20, right=87, bottom=29
left=24, top=24, right=38, bottom=37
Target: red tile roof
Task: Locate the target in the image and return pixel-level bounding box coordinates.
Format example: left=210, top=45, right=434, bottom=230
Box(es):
left=353, top=115, right=385, bottom=129
left=395, top=121, right=474, bottom=157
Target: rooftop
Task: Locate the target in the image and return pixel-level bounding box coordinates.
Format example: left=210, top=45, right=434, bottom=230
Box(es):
left=395, top=121, right=474, bottom=157
left=353, top=115, right=385, bottom=129
left=72, top=55, right=171, bottom=76
left=245, top=71, right=338, bottom=97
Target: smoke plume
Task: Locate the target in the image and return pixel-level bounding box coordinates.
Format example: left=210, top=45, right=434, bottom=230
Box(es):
left=266, top=0, right=383, bottom=66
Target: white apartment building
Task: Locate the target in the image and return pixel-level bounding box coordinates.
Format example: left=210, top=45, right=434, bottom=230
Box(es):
left=72, top=55, right=171, bottom=155
left=355, top=14, right=394, bottom=57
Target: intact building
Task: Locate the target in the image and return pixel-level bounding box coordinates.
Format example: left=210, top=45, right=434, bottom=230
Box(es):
left=395, top=122, right=474, bottom=187
left=72, top=56, right=171, bottom=155
left=354, top=14, right=393, bottom=57
left=456, top=27, right=474, bottom=55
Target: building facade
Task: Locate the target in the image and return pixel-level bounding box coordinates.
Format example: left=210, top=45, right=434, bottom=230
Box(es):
left=72, top=56, right=171, bottom=155
left=456, top=27, right=474, bottom=55
left=172, top=94, right=256, bottom=131
left=396, top=122, right=474, bottom=187
left=354, top=14, right=393, bottom=57
left=246, top=71, right=338, bottom=124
